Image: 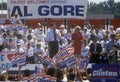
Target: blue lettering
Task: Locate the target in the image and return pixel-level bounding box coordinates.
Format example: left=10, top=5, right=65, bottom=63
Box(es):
left=64, top=5, right=74, bottom=16
left=1, top=63, right=11, bottom=70
left=51, top=6, right=62, bottom=16
left=6, top=63, right=11, bottom=68
left=11, top=6, right=32, bottom=17
left=0, top=55, right=4, bottom=61
left=1, top=64, right=5, bottom=69
left=11, top=6, right=23, bottom=17
left=76, top=5, right=84, bottom=16
left=38, top=6, right=49, bottom=16
left=11, top=5, right=85, bottom=17
left=24, top=6, right=32, bottom=16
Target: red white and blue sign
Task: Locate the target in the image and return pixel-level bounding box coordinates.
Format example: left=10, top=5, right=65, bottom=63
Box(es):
left=53, top=47, right=75, bottom=69
left=57, top=55, right=76, bottom=69
left=92, top=64, right=119, bottom=82
left=42, top=57, right=56, bottom=68
left=11, top=55, right=26, bottom=67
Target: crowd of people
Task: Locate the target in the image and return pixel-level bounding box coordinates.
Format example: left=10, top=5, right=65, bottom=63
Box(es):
left=0, top=15, right=120, bottom=82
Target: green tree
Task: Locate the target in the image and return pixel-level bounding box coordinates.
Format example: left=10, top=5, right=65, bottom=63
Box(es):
left=88, top=0, right=120, bottom=18
left=114, top=2, right=120, bottom=18
left=0, top=2, right=7, bottom=10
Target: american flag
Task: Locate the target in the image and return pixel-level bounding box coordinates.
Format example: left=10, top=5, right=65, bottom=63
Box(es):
left=11, top=55, right=26, bottom=60
left=43, top=57, right=56, bottom=68
left=11, top=55, right=26, bottom=67
left=53, top=47, right=74, bottom=63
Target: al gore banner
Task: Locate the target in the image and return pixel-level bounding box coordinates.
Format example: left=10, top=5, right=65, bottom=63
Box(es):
left=7, top=0, right=88, bottom=19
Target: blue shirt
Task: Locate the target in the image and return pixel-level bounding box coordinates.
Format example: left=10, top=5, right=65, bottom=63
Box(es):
left=46, top=28, right=61, bottom=42
left=107, top=40, right=120, bottom=51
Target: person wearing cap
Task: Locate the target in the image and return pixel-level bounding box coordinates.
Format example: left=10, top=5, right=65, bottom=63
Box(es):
left=59, top=24, right=67, bottom=36
left=59, top=24, right=68, bottom=48
left=34, top=23, right=45, bottom=43
left=109, top=25, right=115, bottom=35
left=15, top=43, right=24, bottom=56
left=59, top=27, right=68, bottom=50
left=33, top=43, right=44, bottom=64
left=15, top=34, right=25, bottom=48
left=71, top=26, right=83, bottom=58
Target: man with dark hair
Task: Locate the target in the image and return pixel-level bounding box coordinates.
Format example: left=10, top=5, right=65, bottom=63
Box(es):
left=46, top=22, right=61, bottom=58
left=18, top=65, right=31, bottom=81
left=89, top=36, right=102, bottom=64
left=22, top=69, right=31, bottom=77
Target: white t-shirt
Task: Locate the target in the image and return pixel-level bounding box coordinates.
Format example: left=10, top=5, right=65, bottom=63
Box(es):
left=15, top=39, right=25, bottom=48
left=33, top=47, right=44, bottom=56
left=15, top=47, right=24, bottom=54
left=81, top=46, right=90, bottom=57
left=24, top=47, right=34, bottom=57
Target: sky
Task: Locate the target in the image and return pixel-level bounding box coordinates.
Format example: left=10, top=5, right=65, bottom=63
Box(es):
left=0, top=0, right=120, bottom=3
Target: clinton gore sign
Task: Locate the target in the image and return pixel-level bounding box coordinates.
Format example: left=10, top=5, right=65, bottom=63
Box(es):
left=7, top=0, right=87, bottom=19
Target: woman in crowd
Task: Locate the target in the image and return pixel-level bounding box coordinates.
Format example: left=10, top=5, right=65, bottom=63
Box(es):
left=72, top=26, right=83, bottom=58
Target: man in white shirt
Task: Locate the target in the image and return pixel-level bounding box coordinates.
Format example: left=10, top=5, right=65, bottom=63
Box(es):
left=24, top=43, right=34, bottom=64
left=15, top=34, right=25, bottom=48
left=33, top=43, right=44, bottom=64
left=15, top=43, right=24, bottom=56
left=45, top=22, right=61, bottom=58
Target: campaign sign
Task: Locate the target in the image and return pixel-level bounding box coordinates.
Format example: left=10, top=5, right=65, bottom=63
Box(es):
left=78, top=58, right=89, bottom=70
left=91, top=79, right=118, bottom=82
left=53, top=47, right=74, bottom=63
left=91, top=64, right=119, bottom=82
left=58, top=55, right=76, bottom=69
left=42, top=57, right=56, bottom=68
left=0, top=51, right=15, bottom=71
left=36, top=74, right=56, bottom=82
left=7, top=0, right=87, bottom=19
left=38, top=78, right=56, bottom=82
left=11, top=55, right=26, bottom=67
left=53, top=48, right=69, bottom=63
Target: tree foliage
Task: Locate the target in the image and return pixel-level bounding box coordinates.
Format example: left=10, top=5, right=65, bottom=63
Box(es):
left=0, top=2, right=7, bottom=10
left=88, top=0, right=120, bottom=18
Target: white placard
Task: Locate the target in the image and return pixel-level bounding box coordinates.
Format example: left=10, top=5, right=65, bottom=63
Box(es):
left=7, top=0, right=87, bottom=19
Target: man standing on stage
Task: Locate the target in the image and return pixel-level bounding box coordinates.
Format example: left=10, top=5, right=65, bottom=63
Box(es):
left=46, top=22, right=61, bottom=58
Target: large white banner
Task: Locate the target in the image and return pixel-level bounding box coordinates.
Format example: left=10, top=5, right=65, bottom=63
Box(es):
left=7, top=0, right=88, bottom=19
